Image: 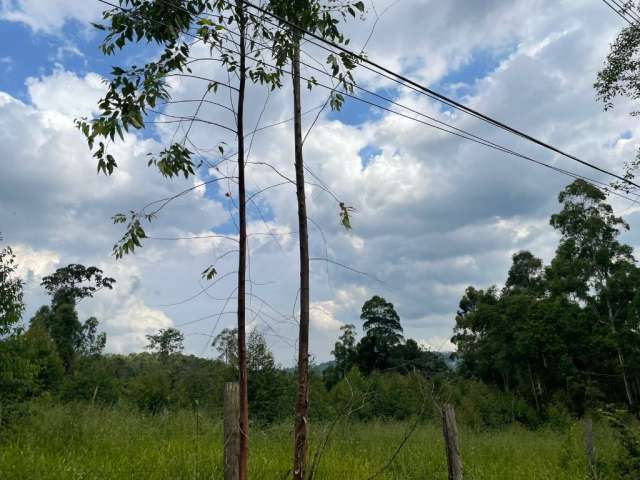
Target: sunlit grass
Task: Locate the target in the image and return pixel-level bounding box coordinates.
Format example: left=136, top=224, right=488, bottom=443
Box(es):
left=0, top=401, right=621, bottom=479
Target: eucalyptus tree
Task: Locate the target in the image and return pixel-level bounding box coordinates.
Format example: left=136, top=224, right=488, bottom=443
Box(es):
left=78, top=1, right=285, bottom=476
left=260, top=1, right=363, bottom=476
left=547, top=179, right=640, bottom=408
left=596, top=0, right=640, bottom=191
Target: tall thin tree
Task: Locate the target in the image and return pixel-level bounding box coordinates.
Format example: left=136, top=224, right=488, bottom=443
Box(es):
left=263, top=1, right=363, bottom=476
left=78, top=2, right=284, bottom=477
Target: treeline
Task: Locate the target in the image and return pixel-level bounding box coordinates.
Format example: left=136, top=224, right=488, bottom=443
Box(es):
left=2, top=179, right=640, bottom=429
left=453, top=180, right=640, bottom=416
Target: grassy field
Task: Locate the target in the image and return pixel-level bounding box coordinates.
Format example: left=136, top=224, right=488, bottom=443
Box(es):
left=0, top=401, right=622, bottom=479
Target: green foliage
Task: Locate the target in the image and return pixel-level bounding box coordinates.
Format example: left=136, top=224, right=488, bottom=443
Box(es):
left=111, top=211, right=149, bottom=259
left=0, top=244, right=25, bottom=335
left=323, top=323, right=356, bottom=387
left=23, top=323, right=65, bottom=394
left=266, top=0, right=361, bottom=99
left=453, top=180, right=640, bottom=415
left=41, top=264, right=115, bottom=304
left=357, top=295, right=404, bottom=373
left=0, top=322, right=62, bottom=429
left=595, top=7, right=640, bottom=188
left=602, top=408, right=640, bottom=478
left=78, top=317, right=107, bottom=356
left=325, top=296, right=448, bottom=381
left=146, top=328, right=185, bottom=357
left=0, top=335, right=39, bottom=405
left=3, top=401, right=625, bottom=480
left=29, top=264, right=112, bottom=372
left=147, top=144, right=196, bottom=179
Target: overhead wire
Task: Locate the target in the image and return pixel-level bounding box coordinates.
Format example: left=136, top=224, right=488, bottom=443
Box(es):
left=94, top=0, right=640, bottom=207
left=602, top=0, right=640, bottom=24
left=235, top=0, right=640, bottom=190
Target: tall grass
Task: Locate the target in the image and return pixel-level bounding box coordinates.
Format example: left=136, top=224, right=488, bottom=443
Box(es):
left=0, top=401, right=621, bottom=479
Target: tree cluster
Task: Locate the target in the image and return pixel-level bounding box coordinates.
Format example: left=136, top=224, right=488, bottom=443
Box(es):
left=323, top=295, right=448, bottom=388
left=453, top=180, right=640, bottom=416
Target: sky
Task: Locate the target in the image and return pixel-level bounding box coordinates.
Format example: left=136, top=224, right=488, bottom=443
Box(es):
left=1, top=0, right=640, bottom=366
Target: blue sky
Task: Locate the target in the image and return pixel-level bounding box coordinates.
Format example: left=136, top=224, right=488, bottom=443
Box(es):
left=1, top=0, right=638, bottom=363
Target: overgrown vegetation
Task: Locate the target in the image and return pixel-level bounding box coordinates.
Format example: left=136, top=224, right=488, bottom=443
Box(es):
left=2, top=179, right=640, bottom=477
left=0, top=400, right=630, bottom=480
left=453, top=180, right=640, bottom=418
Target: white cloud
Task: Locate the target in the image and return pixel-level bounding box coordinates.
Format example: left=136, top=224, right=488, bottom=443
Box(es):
left=310, top=301, right=343, bottom=332
left=27, top=68, right=104, bottom=118
left=0, top=0, right=102, bottom=33
left=3, top=0, right=640, bottom=364
left=11, top=244, right=60, bottom=281
left=418, top=336, right=456, bottom=353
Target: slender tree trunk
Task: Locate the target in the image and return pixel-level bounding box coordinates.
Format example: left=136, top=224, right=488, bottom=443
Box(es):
left=607, top=300, right=633, bottom=409
left=236, top=2, right=249, bottom=478
left=292, top=36, right=310, bottom=480
left=528, top=361, right=540, bottom=414
left=224, top=382, right=241, bottom=480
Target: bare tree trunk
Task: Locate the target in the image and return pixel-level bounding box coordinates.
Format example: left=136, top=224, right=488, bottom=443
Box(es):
left=607, top=300, right=633, bottom=409
left=528, top=361, right=540, bottom=414
left=236, top=2, right=249, bottom=478
left=224, top=382, right=241, bottom=480
left=292, top=36, right=310, bottom=480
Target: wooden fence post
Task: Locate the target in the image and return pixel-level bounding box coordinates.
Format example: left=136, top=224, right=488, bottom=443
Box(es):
left=442, top=403, right=463, bottom=480
left=584, top=417, right=598, bottom=480
left=224, top=382, right=240, bottom=480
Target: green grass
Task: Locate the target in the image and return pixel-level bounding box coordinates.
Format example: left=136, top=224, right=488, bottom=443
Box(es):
left=0, top=401, right=621, bottom=479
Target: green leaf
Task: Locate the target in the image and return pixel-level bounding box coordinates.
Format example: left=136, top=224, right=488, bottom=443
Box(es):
left=201, top=265, right=218, bottom=281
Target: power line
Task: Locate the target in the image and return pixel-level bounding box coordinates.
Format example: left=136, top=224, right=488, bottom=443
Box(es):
left=603, top=0, right=640, bottom=24
left=612, top=0, right=640, bottom=22
left=93, top=0, right=640, bottom=206
left=211, top=34, right=640, bottom=204
left=237, top=0, right=640, bottom=190
left=602, top=0, right=635, bottom=24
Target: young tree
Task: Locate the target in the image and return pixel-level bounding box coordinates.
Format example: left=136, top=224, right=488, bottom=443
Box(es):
left=81, top=3, right=289, bottom=474
left=213, top=327, right=276, bottom=371
left=41, top=264, right=115, bottom=306
left=263, top=2, right=363, bottom=476
left=146, top=327, right=185, bottom=357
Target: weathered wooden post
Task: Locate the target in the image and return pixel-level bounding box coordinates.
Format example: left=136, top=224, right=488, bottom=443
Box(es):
left=224, top=382, right=241, bottom=480
left=584, top=417, right=598, bottom=480
left=442, top=403, right=463, bottom=480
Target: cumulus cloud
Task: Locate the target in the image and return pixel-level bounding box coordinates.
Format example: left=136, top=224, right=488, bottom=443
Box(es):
left=11, top=244, right=60, bottom=281
left=0, top=0, right=102, bottom=33
left=26, top=69, right=103, bottom=118
left=2, top=0, right=640, bottom=364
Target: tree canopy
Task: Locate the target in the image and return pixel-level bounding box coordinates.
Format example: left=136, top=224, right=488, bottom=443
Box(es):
left=453, top=179, right=640, bottom=414
left=0, top=243, right=24, bottom=336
